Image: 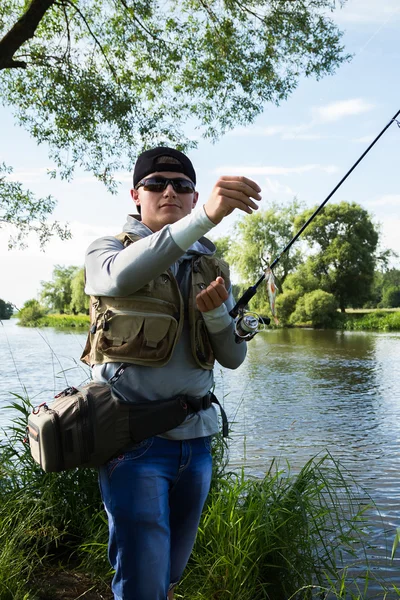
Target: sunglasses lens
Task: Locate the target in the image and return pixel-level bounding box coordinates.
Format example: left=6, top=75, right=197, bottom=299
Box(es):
left=141, top=177, right=194, bottom=193
left=142, top=179, right=165, bottom=192
left=174, top=179, right=195, bottom=193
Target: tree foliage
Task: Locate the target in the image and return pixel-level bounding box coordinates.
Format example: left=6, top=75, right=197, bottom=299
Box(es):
left=17, top=298, right=45, bottom=325
left=294, top=202, right=379, bottom=311
left=212, top=236, right=231, bottom=262
left=70, top=267, right=89, bottom=314
left=40, top=264, right=79, bottom=313
left=289, top=289, right=338, bottom=327
left=369, top=268, right=400, bottom=308
left=227, top=199, right=304, bottom=285
left=0, top=298, right=14, bottom=319
left=381, top=286, right=400, bottom=309
left=0, top=162, right=71, bottom=248
left=0, top=0, right=349, bottom=243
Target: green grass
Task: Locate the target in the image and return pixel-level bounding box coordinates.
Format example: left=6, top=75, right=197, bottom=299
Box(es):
left=0, top=395, right=399, bottom=599
left=280, top=309, right=400, bottom=332
left=179, top=456, right=373, bottom=600
left=18, top=314, right=90, bottom=328
left=342, top=311, right=400, bottom=332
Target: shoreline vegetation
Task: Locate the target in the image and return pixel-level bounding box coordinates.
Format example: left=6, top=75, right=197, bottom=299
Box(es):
left=1, top=396, right=399, bottom=599
left=14, top=308, right=400, bottom=331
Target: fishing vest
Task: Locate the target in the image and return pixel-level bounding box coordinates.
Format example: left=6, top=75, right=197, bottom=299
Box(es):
left=81, top=232, right=231, bottom=371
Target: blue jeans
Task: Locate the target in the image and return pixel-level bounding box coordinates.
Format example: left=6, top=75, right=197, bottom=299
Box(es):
left=98, top=436, right=213, bottom=600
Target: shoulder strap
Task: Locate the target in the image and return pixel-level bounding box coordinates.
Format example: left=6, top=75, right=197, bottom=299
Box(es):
left=114, top=232, right=142, bottom=247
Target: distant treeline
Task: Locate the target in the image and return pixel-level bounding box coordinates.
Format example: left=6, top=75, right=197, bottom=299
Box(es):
left=0, top=299, right=13, bottom=319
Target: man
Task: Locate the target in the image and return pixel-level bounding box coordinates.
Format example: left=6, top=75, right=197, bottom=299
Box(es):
left=83, top=147, right=261, bottom=600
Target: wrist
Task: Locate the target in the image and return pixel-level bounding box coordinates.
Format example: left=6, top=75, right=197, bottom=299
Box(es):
left=203, top=204, right=220, bottom=225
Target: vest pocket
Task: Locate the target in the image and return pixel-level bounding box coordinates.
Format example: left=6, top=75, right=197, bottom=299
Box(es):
left=195, top=319, right=214, bottom=369
left=98, top=310, right=178, bottom=363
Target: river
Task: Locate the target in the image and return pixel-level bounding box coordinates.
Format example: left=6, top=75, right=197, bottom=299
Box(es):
left=1, top=319, right=399, bottom=595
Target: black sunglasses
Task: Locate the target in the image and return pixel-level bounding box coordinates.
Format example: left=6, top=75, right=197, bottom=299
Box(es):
left=136, top=176, right=195, bottom=194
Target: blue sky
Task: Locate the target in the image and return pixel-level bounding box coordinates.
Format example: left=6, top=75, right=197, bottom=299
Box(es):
left=1, top=0, right=399, bottom=308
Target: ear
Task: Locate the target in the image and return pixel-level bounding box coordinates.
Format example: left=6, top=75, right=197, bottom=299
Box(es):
left=192, top=191, right=199, bottom=209
left=130, top=188, right=140, bottom=208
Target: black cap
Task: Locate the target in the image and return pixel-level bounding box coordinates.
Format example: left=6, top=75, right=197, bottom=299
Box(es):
left=133, top=147, right=196, bottom=187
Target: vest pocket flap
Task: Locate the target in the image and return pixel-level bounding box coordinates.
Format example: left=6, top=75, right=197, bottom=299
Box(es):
left=105, top=315, right=144, bottom=345
left=144, top=316, right=174, bottom=348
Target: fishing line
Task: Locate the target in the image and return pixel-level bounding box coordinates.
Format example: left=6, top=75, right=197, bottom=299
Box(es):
left=11, top=305, right=70, bottom=388
left=0, top=318, right=26, bottom=394
left=230, top=108, right=400, bottom=319
left=355, top=4, right=400, bottom=57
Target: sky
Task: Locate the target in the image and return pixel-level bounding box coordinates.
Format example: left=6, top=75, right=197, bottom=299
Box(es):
left=1, top=0, right=399, bottom=308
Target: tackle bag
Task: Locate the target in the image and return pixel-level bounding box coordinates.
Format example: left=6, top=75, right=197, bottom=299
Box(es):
left=26, top=381, right=205, bottom=473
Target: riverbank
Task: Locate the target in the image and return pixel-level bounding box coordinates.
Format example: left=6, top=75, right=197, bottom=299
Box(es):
left=14, top=308, right=400, bottom=331
left=341, top=309, right=400, bottom=331
left=18, top=313, right=90, bottom=328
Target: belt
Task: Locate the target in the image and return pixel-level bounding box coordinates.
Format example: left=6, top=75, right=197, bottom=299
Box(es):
left=110, top=366, right=229, bottom=437
left=184, top=392, right=228, bottom=437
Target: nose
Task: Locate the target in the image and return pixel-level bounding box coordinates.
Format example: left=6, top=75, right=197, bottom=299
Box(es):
left=163, top=183, right=177, bottom=197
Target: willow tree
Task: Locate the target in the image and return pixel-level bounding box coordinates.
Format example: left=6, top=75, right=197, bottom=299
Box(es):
left=227, top=199, right=304, bottom=285
left=0, top=0, right=350, bottom=245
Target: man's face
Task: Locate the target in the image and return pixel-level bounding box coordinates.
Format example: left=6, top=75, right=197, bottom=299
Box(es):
left=130, top=171, right=199, bottom=232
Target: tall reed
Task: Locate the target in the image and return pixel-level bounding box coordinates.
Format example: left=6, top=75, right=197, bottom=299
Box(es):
left=179, top=453, right=373, bottom=600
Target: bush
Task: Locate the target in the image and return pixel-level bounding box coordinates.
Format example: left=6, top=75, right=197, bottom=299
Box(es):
left=290, top=290, right=338, bottom=327
left=275, top=289, right=301, bottom=324
left=380, top=286, right=400, bottom=308
left=17, top=299, right=46, bottom=326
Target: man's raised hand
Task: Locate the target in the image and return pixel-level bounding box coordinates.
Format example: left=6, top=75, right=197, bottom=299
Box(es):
left=204, top=176, right=261, bottom=225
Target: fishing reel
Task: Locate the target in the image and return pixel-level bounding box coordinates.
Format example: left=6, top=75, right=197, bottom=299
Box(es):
left=234, top=310, right=270, bottom=342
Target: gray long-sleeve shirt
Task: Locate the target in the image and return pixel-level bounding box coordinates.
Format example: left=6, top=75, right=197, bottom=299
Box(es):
left=84, top=207, right=247, bottom=439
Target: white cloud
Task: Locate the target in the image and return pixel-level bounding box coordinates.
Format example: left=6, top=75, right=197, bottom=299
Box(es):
left=228, top=125, right=289, bottom=137
left=228, top=99, right=375, bottom=140
left=333, top=0, right=400, bottom=24
left=228, top=122, right=317, bottom=139
left=5, top=167, right=52, bottom=184
left=214, top=164, right=339, bottom=176
left=263, top=177, right=295, bottom=196
left=312, top=99, right=375, bottom=123
left=365, top=194, right=400, bottom=208
left=281, top=133, right=324, bottom=141
left=352, top=135, right=375, bottom=144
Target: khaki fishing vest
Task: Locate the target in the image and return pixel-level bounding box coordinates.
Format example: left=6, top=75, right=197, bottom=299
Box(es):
left=81, top=232, right=230, bottom=370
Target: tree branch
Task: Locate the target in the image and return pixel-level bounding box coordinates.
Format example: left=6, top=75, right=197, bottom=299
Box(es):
left=0, top=0, right=56, bottom=70
left=118, top=0, right=170, bottom=45
left=61, top=0, right=119, bottom=81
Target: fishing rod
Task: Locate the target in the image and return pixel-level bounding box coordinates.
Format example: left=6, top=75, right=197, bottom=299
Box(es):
left=230, top=107, right=400, bottom=325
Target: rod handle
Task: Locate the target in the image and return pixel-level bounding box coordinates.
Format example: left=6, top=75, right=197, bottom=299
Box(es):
left=229, top=286, right=258, bottom=319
